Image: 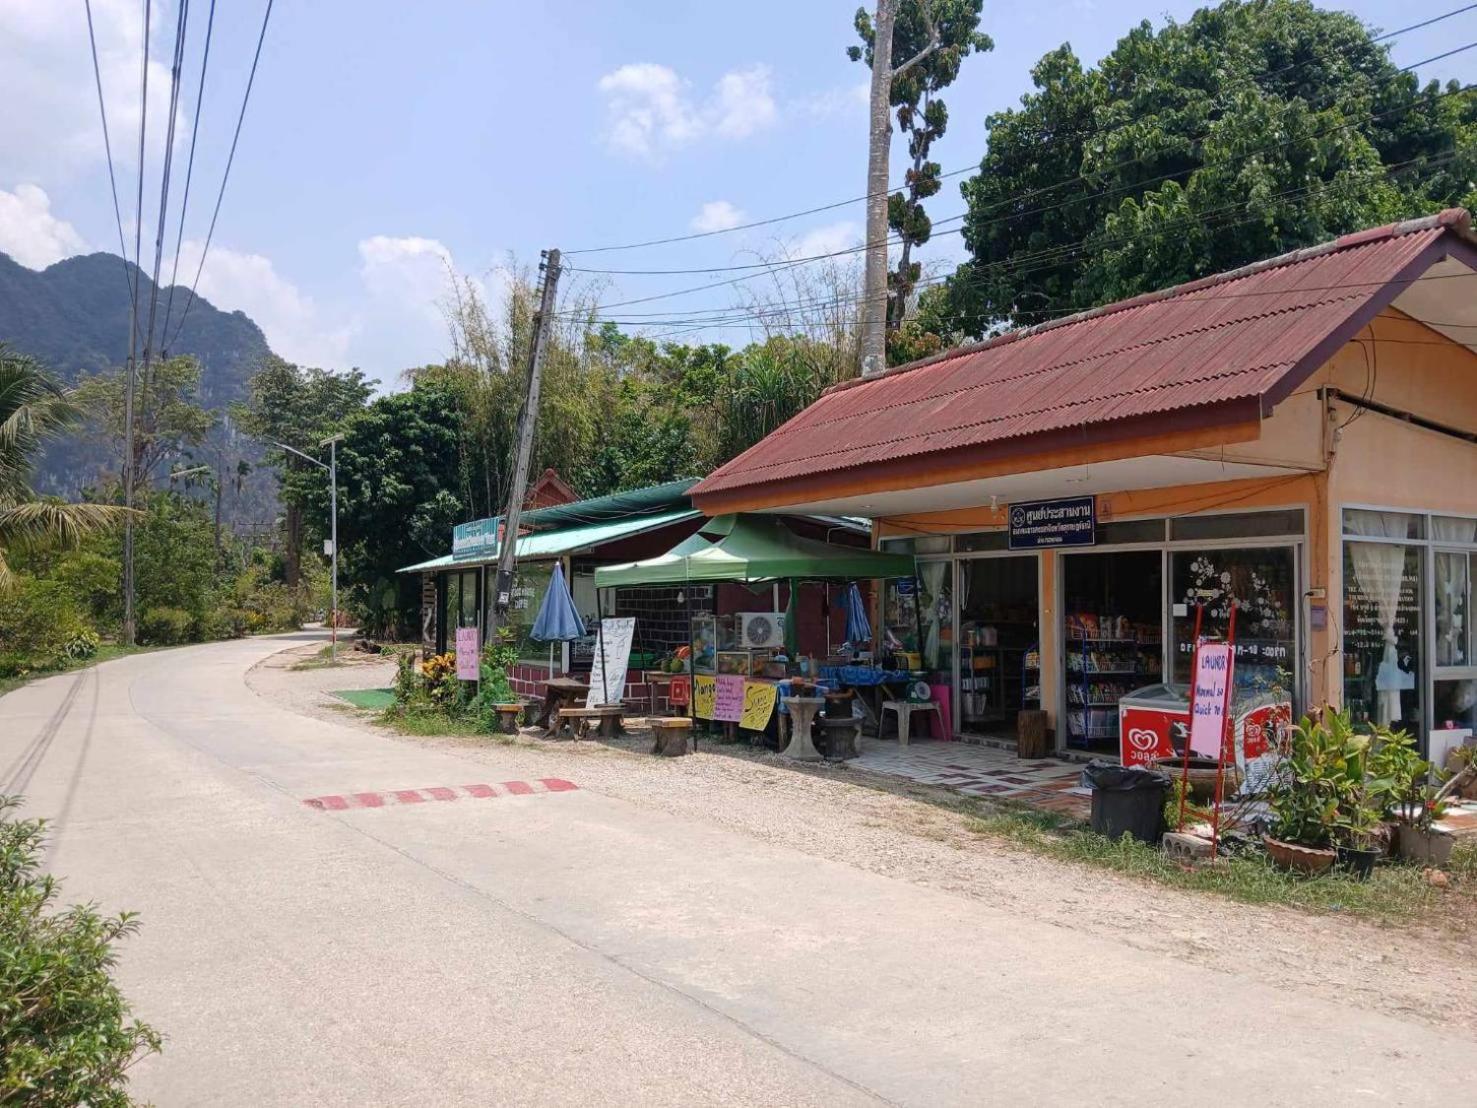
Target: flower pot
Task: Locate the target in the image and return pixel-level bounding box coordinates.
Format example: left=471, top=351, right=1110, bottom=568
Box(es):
left=1335, top=845, right=1379, bottom=881
left=1263, top=835, right=1337, bottom=876
left=1395, top=825, right=1455, bottom=868
left=1154, top=756, right=1241, bottom=801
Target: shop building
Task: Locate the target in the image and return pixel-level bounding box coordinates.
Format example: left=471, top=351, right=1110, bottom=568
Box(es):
left=690, top=210, right=1477, bottom=760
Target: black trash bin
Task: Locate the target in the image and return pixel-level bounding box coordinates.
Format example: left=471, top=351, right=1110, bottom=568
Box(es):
left=1080, top=761, right=1170, bottom=844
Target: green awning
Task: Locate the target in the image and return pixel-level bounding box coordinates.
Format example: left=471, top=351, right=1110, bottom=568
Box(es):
left=398, top=508, right=701, bottom=573
left=593, top=514, right=915, bottom=587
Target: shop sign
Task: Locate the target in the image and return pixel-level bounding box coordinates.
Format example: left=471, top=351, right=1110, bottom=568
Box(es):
left=452, top=516, right=501, bottom=560
left=689, top=674, right=778, bottom=730
left=1189, top=643, right=1235, bottom=758
left=1008, top=496, right=1096, bottom=549
left=455, top=626, right=480, bottom=681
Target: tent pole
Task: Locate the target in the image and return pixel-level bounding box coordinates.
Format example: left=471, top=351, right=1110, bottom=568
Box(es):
left=685, top=559, right=696, bottom=749
left=912, top=575, right=926, bottom=674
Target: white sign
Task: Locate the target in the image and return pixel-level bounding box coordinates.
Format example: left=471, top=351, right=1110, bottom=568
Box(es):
left=1189, top=642, right=1235, bottom=758
left=323, top=539, right=335, bottom=556
left=586, top=617, right=636, bottom=708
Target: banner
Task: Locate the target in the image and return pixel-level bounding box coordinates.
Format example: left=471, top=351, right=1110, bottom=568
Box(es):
left=586, top=617, right=636, bottom=708
left=714, top=675, right=745, bottom=722
left=739, top=682, right=777, bottom=731
left=455, top=626, right=480, bottom=681
left=693, top=674, right=716, bottom=719
left=1189, top=643, right=1234, bottom=758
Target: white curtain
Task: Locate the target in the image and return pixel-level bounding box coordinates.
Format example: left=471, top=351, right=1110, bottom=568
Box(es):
left=919, top=561, right=948, bottom=670
left=1345, top=511, right=1415, bottom=725
left=1432, top=516, right=1477, bottom=544
left=1433, top=518, right=1476, bottom=667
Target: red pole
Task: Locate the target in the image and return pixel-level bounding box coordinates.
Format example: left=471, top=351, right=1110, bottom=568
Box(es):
left=1177, top=603, right=1205, bottom=832
left=1209, top=603, right=1239, bottom=860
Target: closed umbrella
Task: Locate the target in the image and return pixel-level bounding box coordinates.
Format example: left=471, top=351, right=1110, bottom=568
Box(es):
left=531, top=563, right=586, bottom=676
left=844, top=582, right=871, bottom=647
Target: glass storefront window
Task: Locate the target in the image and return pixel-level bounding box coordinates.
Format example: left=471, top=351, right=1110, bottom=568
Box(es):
left=1435, top=551, right=1471, bottom=668
left=883, top=564, right=953, bottom=675
left=1171, top=548, right=1295, bottom=695
left=494, top=562, right=553, bottom=662
left=1343, top=541, right=1423, bottom=734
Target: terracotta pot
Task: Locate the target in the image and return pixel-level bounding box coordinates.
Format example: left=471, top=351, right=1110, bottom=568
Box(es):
left=1395, top=825, right=1455, bottom=868
left=1263, top=835, right=1337, bottom=876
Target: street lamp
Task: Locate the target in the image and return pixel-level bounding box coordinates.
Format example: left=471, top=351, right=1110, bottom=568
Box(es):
left=271, top=436, right=343, bottom=663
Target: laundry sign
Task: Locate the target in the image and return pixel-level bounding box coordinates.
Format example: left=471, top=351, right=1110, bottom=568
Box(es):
left=1007, top=496, right=1096, bottom=549
left=1189, top=643, right=1235, bottom=758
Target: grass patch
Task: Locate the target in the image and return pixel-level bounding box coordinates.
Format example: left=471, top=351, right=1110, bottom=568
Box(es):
left=376, top=706, right=513, bottom=741
left=333, top=687, right=396, bottom=710
left=964, top=809, right=1454, bottom=923
left=0, top=643, right=156, bottom=699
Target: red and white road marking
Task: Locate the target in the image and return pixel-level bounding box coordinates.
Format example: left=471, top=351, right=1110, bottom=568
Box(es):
left=303, top=778, right=577, bottom=811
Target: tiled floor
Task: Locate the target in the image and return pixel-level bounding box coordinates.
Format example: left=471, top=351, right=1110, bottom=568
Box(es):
left=849, top=737, right=1092, bottom=817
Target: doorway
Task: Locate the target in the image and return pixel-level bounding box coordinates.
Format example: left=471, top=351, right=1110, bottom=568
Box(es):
left=956, top=555, right=1039, bottom=742
left=1061, top=551, right=1164, bottom=755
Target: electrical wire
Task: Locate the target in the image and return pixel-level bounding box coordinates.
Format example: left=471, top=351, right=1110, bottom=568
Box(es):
left=166, top=0, right=275, bottom=351
left=564, top=6, right=1477, bottom=257
left=83, top=0, right=135, bottom=310
left=140, top=0, right=191, bottom=369
left=161, top=0, right=218, bottom=351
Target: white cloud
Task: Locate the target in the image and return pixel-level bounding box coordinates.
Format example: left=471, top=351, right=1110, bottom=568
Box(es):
left=0, top=0, right=179, bottom=182
left=796, top=81, right=871, bottom=121
left=0, top=184, right=87, bottom=268
left=690, top=200, right=747, bottom=234
left=357, top=234, right=456, bottom=322
left=789, top=220, right=862, bottom=259
left=597, top=62, right=777, bottom=158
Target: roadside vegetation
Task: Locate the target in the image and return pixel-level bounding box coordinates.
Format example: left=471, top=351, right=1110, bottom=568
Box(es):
left=0, top=796, right=160, bottom=1104
left=378, top=632, right=522, bottom=738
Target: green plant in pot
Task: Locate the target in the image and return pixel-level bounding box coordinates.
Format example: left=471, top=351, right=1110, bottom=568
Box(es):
left=1264, top=710, right=1348, bottom=875
left=1396, top=770, right=1455, bottom=868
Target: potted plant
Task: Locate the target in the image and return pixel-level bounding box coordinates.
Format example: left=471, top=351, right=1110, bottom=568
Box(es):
left=1263, top=710, right=1345, bottom=875
left=1395, top=774, right=1455, bottom=867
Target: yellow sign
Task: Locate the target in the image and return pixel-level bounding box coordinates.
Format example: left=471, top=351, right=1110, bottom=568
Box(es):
left=692, top=674, right=716, bottom=720
left=739, top=682, right=777, bottom=731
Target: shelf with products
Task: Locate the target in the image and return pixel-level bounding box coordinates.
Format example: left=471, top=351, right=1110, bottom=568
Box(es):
left=959, top=619, right=1037, bottom=727
left=1022, top=644, right=1041, bottom=705
left=1065, top=610, right=1164, bottom=747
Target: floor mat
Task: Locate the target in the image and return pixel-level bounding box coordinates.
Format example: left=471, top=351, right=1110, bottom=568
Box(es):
left=333, top=687, right=396, bottom=711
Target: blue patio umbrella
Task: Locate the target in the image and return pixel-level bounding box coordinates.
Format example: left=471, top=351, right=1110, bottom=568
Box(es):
left=531, top=563, right=585, bottom=675
left=844, top=582, right=871, bottom=647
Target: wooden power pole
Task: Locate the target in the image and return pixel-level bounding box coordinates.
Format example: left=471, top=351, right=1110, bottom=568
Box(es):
left=486, top=248, right=561, bottom=638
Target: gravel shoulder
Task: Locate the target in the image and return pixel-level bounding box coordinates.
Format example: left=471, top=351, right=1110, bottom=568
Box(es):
left=249, top=642, right=1477, bottom=1037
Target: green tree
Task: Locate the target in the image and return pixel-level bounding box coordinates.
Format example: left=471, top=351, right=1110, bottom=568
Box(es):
left=946, top=0, right=1477, bottom=331
left=234, top=356, right=371, bottom=586
left=850, top=0, right=992, bottom=355
left=1, top=796, right=160, bottom=1104
left=72, top=355, right=216, bottom=492
left=0, top=347, right=126, bottom=590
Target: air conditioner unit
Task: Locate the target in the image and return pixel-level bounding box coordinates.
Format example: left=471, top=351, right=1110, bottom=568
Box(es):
left=738, top=612, right=786, bottom=649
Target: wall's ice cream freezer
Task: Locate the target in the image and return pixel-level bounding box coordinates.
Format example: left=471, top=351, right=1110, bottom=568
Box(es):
left=1118, top=683, right=1291, bottom=770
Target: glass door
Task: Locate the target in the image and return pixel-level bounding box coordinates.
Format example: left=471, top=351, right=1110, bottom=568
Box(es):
left=956, top=556, right=1039, bottom=742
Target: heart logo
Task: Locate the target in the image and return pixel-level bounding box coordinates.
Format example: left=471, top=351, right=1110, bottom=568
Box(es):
left=1127, top=727, right=1159, bottom=753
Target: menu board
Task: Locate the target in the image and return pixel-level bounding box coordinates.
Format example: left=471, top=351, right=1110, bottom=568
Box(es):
left=585, top=617, right=636, bottom=708
left=714, top=675, right=745, bottom=722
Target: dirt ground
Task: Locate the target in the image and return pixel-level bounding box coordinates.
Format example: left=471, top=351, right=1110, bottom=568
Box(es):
left=250, top=642, right=1477, bottom=1036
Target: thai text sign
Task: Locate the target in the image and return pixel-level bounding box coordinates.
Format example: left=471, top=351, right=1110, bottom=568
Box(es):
left=452, top=516, right=500, bottom=560
left=1189, top=643, right=1235, bottom=758
left=1008, top=496, right=1096, bottom=549
left=690, top=676, right=778, bottom=731
left=455, top=626, right=480, bottom=681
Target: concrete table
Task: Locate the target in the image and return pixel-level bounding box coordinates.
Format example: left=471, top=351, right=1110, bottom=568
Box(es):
left=782, top=696, right=826, bottom=761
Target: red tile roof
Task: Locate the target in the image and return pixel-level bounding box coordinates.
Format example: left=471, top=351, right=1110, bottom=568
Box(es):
left=693, top=209, right=1474, bottom=507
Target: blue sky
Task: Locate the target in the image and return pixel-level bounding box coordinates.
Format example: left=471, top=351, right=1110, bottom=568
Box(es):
left=2, top=0, right=1475, bottom=386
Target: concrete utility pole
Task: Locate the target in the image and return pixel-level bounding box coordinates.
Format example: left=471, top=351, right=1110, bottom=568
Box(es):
left=860, top=0, right=939, bottom=378
left=271, top=438, right=341, bottom=662
left=487, top=248, right=561, bottom=639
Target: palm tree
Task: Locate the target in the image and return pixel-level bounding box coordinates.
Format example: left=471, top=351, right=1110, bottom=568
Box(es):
left=0, top=346, right=129, bottom=590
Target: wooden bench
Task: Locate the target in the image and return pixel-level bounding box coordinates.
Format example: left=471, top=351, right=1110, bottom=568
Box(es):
left=651, top=716, right=693, bottom=757
left=550, top=707, right=604, bottom=739
left=595, top=704, right=626, bottom=739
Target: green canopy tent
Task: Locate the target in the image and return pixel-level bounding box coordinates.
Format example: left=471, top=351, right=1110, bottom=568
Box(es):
left=594, top=515, right=920, bottom=734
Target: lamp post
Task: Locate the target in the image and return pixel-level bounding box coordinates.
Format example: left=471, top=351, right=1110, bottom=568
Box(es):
left=271, top=436, right=343, bottom=662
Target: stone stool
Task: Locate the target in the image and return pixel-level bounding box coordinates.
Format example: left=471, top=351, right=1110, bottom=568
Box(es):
left=651, top=716, right=694, bottom=757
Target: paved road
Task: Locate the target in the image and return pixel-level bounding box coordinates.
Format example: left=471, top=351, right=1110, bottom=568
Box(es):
left=2, top=632, right=1471, bottom=1106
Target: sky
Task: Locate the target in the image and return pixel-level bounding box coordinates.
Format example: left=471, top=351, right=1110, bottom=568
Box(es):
left=2, top=0, right=1476, bottom=388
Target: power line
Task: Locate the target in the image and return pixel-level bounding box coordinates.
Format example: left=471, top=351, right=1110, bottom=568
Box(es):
left=121, top=0, right=152, bottom=647
left=82, top=0, right=135, bottom=310
left=161, top=0, right=219, bottom=350
left=564, top=5, right=1477, bottom=258
left=140, top=0, right=191, bottom=370
left=166, top=0, right=275, bottom=351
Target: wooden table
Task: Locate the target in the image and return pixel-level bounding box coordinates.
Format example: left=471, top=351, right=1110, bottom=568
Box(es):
left=536, top=677, right=589, bottom=728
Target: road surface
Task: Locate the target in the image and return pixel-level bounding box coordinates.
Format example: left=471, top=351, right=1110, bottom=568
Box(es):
left=1, top=632, right=1471, bottom=1106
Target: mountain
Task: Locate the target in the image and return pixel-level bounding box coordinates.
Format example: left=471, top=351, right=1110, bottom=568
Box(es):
left=0, top=250, right=278, bottom=518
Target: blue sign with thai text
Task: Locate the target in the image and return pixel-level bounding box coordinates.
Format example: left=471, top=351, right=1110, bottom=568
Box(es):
left=1008, top=496, right=1096, bottom=549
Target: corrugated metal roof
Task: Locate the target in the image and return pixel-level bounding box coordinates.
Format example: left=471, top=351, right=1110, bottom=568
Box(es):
left=397, top=509, right=701, bottom=573
left=693, top=211, right=1470, bottom=502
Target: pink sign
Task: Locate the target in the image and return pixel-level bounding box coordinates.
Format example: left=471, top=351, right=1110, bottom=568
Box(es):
left=713, top=674, right=745, bottom=722
left=1188, top=643, right=1234, bottom=758
left=455, top=627, right=480, bottom=681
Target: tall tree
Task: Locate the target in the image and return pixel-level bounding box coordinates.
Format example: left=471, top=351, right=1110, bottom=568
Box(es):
left=72, top=355, right=216, bottom=492
left=945, top=0, right=1477, bottom=332
left=234, top=357, right=371, bottom=586
left=850, top=0, right=991, bottom=362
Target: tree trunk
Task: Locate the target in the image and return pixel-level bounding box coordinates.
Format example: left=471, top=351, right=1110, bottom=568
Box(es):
left=861, top=0, right=897, bottom=378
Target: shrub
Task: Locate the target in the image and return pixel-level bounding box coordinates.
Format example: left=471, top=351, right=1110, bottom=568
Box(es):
left=0, top=796, right=161, bottom=1103
left=0, top=578, right=93, bottom=677
left=62, top=628, right=100, bottom=662
left=137, top=606, right=193, bottom=646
